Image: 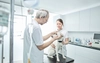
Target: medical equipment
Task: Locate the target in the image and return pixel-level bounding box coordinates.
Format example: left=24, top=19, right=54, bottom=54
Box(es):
left=0, top=6, right=9, bottom=63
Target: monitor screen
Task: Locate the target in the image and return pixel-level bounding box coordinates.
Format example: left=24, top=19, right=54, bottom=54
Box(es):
left=93, top=34, right=100, bottom=40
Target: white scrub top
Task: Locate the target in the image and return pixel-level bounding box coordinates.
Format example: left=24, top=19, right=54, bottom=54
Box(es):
left=23, top=20, right=43, bottom=63
left=58, top=29, right=69, bottom=56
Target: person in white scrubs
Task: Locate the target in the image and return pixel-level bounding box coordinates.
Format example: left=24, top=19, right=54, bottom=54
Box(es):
left=48, top=18, right=69, bottom=58
left=23, top=9, right=62, bottom=63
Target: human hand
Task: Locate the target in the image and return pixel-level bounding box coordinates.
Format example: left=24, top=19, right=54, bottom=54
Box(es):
left=50, top=31, right=57, bottom=35
left=52, top=34, right=62, bottom=40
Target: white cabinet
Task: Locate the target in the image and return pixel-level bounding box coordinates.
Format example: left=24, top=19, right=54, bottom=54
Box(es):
left=79, top=9, right=90, bottom=31
left=90, top=6, right=100, bottom=31
left=63, top=12, right=80, bottom=31
left=62, top=6, right=100, bottom=32
left=75, top=46, right=100, bottom=63
left=66, top=44, right=76, bottom=59
left=66, top=44, right=100, bottom=63
left=14, top=6, right=22, bottom=15
left=75, top=55, right=98, bottom=63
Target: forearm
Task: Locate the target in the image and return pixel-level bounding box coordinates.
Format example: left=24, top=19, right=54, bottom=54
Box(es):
left=63, top=38, right=69, bottom=45
left=37, top=38, right=55, bottom=50
left=63, top=41, right=69, bottom=45
left=43, top=33, right=53, bottom=41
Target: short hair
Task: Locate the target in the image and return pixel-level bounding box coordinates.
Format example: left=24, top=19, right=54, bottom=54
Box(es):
left=35, top=9, right=49, bottom=18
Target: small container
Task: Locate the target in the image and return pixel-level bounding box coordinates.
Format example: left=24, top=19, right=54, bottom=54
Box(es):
left=75, top=38, right=81, bottom=45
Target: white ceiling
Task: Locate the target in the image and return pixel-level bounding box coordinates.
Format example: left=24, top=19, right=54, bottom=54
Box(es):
left=0, top=0, right=100, bottom=15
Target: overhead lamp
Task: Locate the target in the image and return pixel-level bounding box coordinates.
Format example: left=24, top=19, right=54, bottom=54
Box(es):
left=22, top=0, right=39, bottom=8
left=23, top=0, right=39, bottom=15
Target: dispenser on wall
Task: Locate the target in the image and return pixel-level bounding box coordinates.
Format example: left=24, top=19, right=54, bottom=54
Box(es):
left=92, top=33, right=100, bottom=48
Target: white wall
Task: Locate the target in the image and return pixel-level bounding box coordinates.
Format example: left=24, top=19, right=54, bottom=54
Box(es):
left=60, top=5, right=100, bottom=45
left=68, top=32, right=94, bottom=43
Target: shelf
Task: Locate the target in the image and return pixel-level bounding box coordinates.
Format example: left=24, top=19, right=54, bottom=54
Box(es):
left=68, top=42, right=100, bottom=51
left=68, top=31, right=100, bottom=33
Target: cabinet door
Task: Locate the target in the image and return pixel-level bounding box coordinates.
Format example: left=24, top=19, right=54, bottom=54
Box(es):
left=79, top=9, right=90, bottom=31
left=75, top=46, right=100, bottom=63
left=90, top=6, right=100, bottom=31
left=66, top=44, right=76, bottom=59
left=67, top=44, right=100, bottom=63
left=64, top=12, right=80, bottom=31
left=75, top=55, right=99, bottom=63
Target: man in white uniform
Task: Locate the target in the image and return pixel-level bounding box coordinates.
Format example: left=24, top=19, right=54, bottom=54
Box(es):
left=23, top=9, right=61, bottom=63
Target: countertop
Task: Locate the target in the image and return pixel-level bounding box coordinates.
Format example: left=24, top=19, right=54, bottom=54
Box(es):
left=68, top=42, right=100, bottom=51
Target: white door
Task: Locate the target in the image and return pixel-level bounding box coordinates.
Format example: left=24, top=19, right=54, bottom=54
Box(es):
left=13, top=15, right=26, bottom=62
left=0, top=15, right=26, bottom=63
